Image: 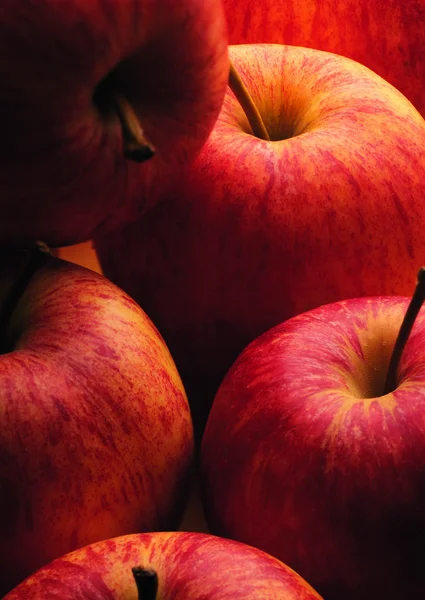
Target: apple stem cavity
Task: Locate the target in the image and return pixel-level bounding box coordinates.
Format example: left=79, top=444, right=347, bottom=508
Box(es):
left=228, top=62, right=271, bottom=141
left=384, top=266, right=425, bottom=394
left=132, top=566, right=158, bottom=600
left=0, top=241, right=51, bottom=354
left=113, top=94, right=156, bottom=163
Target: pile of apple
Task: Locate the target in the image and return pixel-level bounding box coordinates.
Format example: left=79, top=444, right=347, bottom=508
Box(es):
left=2, top=1, right=425, bottom=599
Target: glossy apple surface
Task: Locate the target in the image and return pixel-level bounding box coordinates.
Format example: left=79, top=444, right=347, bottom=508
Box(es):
left=0, top=0, right=228, bottom=246
left=0, top=253, right=194, bottom=595
left=4, top=531, right=323, bottom=599
left=223, top=0, right=425, bottom=117
left=201, top=295, right=425, bottom=600
left=95, top=44, right=425, bottom=434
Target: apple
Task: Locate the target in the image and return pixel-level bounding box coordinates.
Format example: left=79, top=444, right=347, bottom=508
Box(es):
left=0, top=246, right=194, bottom=596
left=3, top=531, right=323, bottom=599
left=200, top=268, right=425, bottom=600
left=94, top=43, right=425, bottom=435
left=0, top=0, right=229, bottom=247
left=222, top=0, right=425, bottom=118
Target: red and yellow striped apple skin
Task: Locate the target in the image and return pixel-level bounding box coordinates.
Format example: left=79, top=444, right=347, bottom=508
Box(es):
left=201, top=296, right=425, bottom=600
left=0, top=257, right=194, bottom=595
left=223, top=0, right=425, bottom=118
left=4, top=531, right=323, bottom=599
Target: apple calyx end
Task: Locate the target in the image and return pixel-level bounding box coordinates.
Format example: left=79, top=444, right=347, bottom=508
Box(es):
left=132, top=566, right=158, bottom=600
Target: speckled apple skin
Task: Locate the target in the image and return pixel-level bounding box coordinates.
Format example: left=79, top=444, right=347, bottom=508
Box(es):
left=0, top=0, right=229, bottom=246
left=4, top=531, right=323, bottom=599
left=0, top=257, right=194, bottom=595
left=95, top=44, right=425, bottom=435
left=201, top=296, right=425, bottom=600
left=223, top=0, right=425, bottom=117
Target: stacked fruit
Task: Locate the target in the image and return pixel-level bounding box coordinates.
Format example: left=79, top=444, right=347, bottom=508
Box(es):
left=2, top=1, right=425, bottom=599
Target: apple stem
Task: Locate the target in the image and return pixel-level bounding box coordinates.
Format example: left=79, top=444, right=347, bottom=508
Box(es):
left=384, top=266, right=425, bottom=394
left=132, top=566, right=158, bottom=600
left=228, top=62, right=271, bottom=141
left=0, top=242, right=51, bottom=354
left=113, top=94, right=156, bottom=163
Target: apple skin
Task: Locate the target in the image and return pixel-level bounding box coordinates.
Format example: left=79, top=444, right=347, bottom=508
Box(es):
left=0, top=254, right=194, bottom=595
left=222, top=0, right=425, bottom=117
left=0, top=0, right=229, bottom=247
left=94, top=43, right=425, bottom=435
left=4, top=531, right=323, bottom=599
left=200, top=295, right=425, bottom=600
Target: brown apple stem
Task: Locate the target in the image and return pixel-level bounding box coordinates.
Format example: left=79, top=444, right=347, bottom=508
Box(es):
left=384, top=266, right=425, bottom=394
left=228, top=62, right=270, bottom=141
left=132, top=566, right=158, bottom=600
left=0, top=242, right=51, bottom=354
left=113, top=93, right=156, bottom=163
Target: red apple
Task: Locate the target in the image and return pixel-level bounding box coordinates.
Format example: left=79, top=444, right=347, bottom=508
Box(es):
left=0, top=0, right=229, bottom=247
left=0, top=248, right=194, bottom=595
left=222, top=0, right=425, bottom=117
left=94, top=43, right=425, bottom=434
left=200, top=281, right=425, bottom=600
left=4, top=531, right=323, bottom=599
